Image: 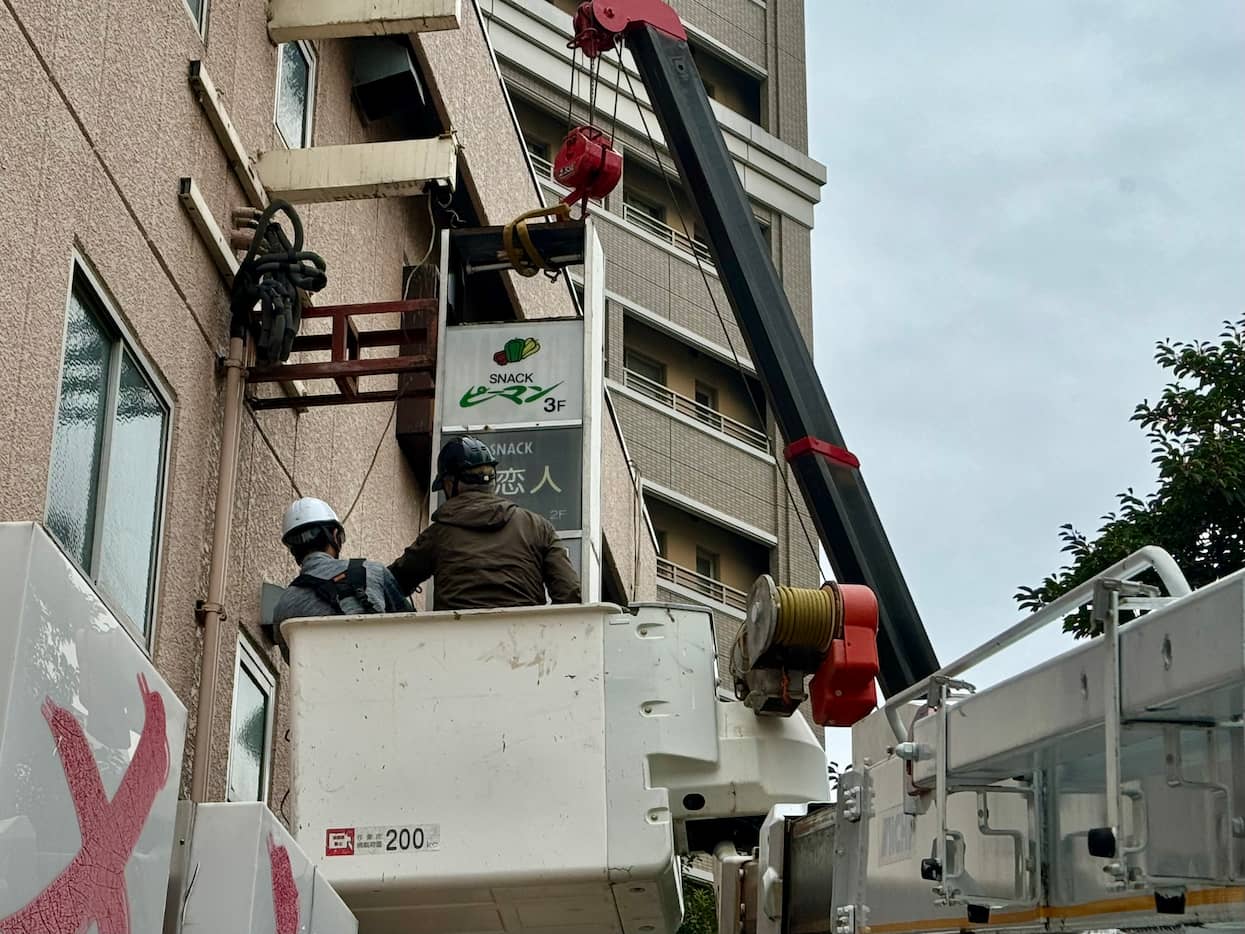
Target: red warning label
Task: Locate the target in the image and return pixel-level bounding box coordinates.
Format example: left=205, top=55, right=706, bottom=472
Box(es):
left=325, top=828, right=355, bottom=857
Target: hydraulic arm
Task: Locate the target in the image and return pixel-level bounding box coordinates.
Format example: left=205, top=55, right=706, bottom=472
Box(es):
left=563, top=0, right=939, bottom=695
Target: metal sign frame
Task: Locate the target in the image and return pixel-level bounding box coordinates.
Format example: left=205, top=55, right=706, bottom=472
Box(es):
left=428, top=219, right=604, bottom=603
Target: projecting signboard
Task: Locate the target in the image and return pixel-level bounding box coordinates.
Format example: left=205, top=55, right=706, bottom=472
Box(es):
left=431, top=221, right=606, bottom=601
left=440, top=428, right=583, bottom=529
left=442, top=321, right=584, bottom=428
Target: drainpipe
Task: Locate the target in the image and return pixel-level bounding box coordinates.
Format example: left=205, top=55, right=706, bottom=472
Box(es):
left=191, top=333, right=248, bottom=802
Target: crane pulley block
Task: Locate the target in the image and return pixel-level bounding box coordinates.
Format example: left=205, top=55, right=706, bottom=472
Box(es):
left=554, top=126, right=622, bottom=207
left=569, top=0, right=686, bottom=57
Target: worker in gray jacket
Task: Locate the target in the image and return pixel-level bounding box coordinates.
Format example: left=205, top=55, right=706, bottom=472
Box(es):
left=273, top=497, right=411, bottom=625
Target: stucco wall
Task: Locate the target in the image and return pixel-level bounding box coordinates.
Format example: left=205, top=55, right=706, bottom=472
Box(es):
left=0, top=0, right=609, bottom=810
left=414, top=0, right=570, bottom=321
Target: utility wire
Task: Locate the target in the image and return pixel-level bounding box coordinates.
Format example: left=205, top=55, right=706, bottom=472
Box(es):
left=248, top=407, right=303, bottom=497
left=341, top=195, right=440, bottom=524
left=617, top=65, right=824, bottom=578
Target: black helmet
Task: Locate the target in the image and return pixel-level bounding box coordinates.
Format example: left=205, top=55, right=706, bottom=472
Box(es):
left=432, top=436, right=498, bottom=492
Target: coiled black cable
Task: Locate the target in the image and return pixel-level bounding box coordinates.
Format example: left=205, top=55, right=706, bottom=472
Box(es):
left=230, top=200, right=328, bottom=365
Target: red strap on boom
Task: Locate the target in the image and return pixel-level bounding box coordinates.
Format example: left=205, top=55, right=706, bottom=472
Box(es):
left=784, top=436, right=861, bottom=470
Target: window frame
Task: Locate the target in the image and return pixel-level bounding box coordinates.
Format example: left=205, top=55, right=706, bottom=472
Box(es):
left=226, top=637, right=278, bottom=804
left=694, top=380, right=719, bottom=412
left=274, top=39, right=318, bottom=149
left=623, top=188, right=668, bottom=225
left=46, top=255, right=173, bottom=649
left=695, top=546, right=721, bottom=582
left=181, top=0, right=209, bottom=40
left=526, top=137, right=551, bottom=163
left=624, top=348, right=667, bottom=386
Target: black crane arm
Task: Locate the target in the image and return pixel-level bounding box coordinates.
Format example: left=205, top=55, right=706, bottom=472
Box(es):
left=572, top=0, right=939, bottom=695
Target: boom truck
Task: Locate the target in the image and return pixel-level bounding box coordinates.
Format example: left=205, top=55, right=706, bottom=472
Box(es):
left=0, top=2, right=1240, bottom=932
left=276, top=2, right=1242, bottom=932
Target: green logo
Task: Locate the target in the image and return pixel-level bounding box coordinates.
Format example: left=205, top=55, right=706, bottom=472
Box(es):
left=459, top=382, right=564, bottom=409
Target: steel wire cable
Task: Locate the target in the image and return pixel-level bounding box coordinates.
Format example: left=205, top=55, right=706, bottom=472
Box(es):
left=615, top=65, right=824, bottom=580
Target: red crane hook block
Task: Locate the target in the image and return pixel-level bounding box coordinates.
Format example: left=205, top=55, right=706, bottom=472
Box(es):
left=554, top=126, right=623, bottom=208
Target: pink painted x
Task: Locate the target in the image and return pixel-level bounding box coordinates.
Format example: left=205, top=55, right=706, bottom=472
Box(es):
left=268, top=834, right=301, bottom=934
left=0, top=674, right=169, bottom=934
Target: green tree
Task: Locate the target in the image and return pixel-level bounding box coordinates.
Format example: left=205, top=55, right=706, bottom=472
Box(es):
left=678, top=881, right=718, bottom=934
left=1016, top=315, right=1245, bottom=637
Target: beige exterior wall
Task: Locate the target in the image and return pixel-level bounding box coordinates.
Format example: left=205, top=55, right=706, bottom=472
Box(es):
left=0, top=0, right=645, bottom=809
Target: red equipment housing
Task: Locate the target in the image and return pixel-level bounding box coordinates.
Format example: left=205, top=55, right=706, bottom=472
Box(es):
left=810, top=584, right=881, bottom=727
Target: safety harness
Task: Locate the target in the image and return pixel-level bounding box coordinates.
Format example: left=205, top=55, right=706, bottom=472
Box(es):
left=289, top=558, right=381, bottom=615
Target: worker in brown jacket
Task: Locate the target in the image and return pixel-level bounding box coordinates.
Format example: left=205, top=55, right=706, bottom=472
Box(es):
left=389, top=436, right=581, bottom=610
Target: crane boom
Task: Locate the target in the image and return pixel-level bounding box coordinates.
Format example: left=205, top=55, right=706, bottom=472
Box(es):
left=570, top=0, right=939, bottom=695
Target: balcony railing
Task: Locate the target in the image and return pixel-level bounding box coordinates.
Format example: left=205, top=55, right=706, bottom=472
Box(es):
left=623, top=369, right=770, bottom=453
left=622, top=203, right=714, bottom=263
left=657, top=558, right=749, bottom=611
left=528, top=148, right=713, bottom=264
left=529, top=150, right=563, bottom=188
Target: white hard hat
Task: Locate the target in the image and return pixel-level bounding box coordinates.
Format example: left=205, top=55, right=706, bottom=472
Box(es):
left=281, top=497, right=344, bottom=545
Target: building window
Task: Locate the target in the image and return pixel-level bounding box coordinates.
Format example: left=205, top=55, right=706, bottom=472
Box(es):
left=654, top=529, right=668, bottom=558
left=184, top=0, right=208, bottom=34
left=695, top=547, right=721, bottom=582
left=46, top=268, right=170, bottom=641
left=275, top=40, right=316, bottom=148
left=689, top=41, right=764, bottom=126
left=623, top=189, right=667, bottom=225
left=625, top=348, right=667, bottom=386
left=757, top=217, right=772, bottom=247
left=693, top=381, right=722, bottom=428
left=227, top=639, right=276, bottom=803
left=527, top=138, right=551, bottom=163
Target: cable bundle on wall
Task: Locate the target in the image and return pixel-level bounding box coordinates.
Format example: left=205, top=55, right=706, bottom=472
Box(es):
left=230, top=200, right=328, bottom=365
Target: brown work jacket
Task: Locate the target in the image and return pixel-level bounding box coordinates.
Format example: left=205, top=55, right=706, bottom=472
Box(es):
left=389, top=490, right=582, bottom=610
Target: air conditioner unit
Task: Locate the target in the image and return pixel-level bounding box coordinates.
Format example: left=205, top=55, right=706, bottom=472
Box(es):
left=352, top=38, right=427, bottom=123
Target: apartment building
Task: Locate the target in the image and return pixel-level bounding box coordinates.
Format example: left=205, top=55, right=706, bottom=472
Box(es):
left=484, top=0, right=828, bottom=667
left=0, top=0, right=658, bottom=812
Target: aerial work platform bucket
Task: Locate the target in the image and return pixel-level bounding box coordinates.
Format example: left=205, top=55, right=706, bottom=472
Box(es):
left=283, top=602, right=808, bottom=934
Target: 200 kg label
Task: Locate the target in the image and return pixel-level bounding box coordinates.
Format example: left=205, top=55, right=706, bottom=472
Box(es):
left=333, top=824, right=441, bottom=857
left=383, top=826, right=435, bottom=852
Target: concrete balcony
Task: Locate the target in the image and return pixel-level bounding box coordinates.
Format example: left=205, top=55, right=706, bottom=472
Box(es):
left=622, top=368, right=769, bottom=453
left=656, top=556, right=749, bottom=613
left=621, top=204, right=713, bottom=265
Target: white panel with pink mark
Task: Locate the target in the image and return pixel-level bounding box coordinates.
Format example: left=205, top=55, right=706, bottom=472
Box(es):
left=0, top=522, right=188, bottom=934
left=176, top=802, right=356, bottom=934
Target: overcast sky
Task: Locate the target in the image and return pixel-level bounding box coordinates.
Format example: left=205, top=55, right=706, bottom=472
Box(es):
left=805, top=2, right=1245, bottom=764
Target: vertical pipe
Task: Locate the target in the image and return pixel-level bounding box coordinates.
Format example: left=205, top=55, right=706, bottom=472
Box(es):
left=190, top=334, right=248, bottom=802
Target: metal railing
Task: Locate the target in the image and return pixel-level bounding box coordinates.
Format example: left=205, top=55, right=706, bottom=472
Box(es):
left=623, top=369, right=770, bottom=452
left=528, top=148, right=714, bottom=264
left=881, top=545, right=1193, bottom=742
left=622, top=203, right=714, bottom=263
left=529, top=150, right=563, bottom=188
left=657, top=557, right=749, bottom=611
